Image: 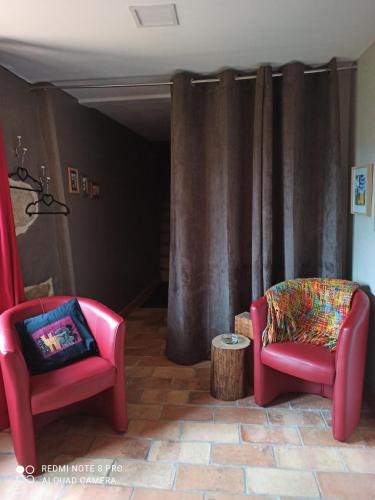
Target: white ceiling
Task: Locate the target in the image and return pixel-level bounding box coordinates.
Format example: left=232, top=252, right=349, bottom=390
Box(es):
left=1, top=0, right=375, bottom=140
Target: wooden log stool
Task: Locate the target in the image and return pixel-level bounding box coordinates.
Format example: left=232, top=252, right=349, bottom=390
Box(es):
left=234, top=312, right=253, bottom=339
left=210, top=334, right=250, bottom=401
left=234, top=312, right=254, bottom=389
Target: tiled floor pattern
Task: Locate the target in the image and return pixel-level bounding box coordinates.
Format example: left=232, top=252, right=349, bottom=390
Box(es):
left=0, top=307, right=374, bottom=499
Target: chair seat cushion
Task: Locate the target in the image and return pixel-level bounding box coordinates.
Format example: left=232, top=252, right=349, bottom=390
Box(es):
left=31, top=356, right=116, bottom=414
left=261, top=341, right=336, bottom=386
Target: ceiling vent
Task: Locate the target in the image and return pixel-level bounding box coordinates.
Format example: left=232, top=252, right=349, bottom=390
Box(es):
left=129, top=4, right=179, bottom=28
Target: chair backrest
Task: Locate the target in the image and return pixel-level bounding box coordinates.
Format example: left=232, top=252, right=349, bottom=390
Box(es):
left=0, top=296, right=100, bottom=350
left=349, top=289, right=369, bottom=315
left=263, top=279, right=361, bottom=350
left=338, top=289, right=370, bottom=340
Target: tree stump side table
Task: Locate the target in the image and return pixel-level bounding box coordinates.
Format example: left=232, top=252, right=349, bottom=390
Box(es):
left=210, top=334, right=250, bottom=401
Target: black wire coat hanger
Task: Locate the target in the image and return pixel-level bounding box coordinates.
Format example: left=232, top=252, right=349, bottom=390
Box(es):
left=26, top=193, right=70, bottom=216
left=8, top=137, right=43, bottom=193
left=9, top=167, right=43, bottom=192
left=8, top=136, right=70, bottom=216
left=25, top=170, right=70, bottom=216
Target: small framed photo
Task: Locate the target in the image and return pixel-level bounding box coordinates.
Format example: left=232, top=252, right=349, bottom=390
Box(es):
left=82, top=175, right=89, bottom=196
left=90, top=182, right=100, bottom=199
left=67, top=167, right=80, bottom=194
left=351, top=164, right=373, bottom=216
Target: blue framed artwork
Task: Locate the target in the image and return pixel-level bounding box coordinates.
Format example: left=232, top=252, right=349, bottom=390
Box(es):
left=351, top=164, right=373, bottom=216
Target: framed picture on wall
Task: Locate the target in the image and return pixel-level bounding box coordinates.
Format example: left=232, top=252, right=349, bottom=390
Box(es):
left=82, top=175, right=89, bottom=196
left=90, top=182, right=100, bottom=199
left=67, top=167, right=80, bottom=194
left=351, top=164, right=373, bottom=216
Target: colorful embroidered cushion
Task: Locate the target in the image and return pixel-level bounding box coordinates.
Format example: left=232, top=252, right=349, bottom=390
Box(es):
left=16, top=298, right=98, bottom=374
left=263, top=278, right=359, bottom=351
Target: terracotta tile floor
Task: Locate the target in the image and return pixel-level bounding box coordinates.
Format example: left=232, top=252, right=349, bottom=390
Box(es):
left=0, top=307, right=375, bottom=499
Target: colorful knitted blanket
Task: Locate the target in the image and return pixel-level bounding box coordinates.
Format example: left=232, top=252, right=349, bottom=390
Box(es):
left=263, top=278, right=359, bottom=351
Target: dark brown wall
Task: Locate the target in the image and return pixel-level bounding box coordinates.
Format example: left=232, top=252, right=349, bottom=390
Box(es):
left=50, top=91, right=163, bottom=310
left=0, top=66, right=164, bottom=311
left=0, top=67, right=62, bottom=292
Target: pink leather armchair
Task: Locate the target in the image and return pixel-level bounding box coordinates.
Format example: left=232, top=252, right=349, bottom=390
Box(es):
left=251, top=289, right=370, bottom=441
left=0, top=296, right=127, bottom=474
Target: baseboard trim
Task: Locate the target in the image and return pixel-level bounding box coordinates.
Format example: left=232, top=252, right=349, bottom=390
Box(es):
left=118, top=280, right=159, bottom=317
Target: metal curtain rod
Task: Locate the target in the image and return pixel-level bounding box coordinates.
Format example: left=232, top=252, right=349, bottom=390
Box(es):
left=31, top=65, right=356, bottom=91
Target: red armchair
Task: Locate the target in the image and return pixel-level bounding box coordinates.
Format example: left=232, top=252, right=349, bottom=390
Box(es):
left=251, top=289, right=370, bottom=441
left=0, top=296, right=127, bottom=474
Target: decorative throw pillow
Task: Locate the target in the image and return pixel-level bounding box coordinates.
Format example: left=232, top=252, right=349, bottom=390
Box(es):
left=16, top=298, right=98, bottom=374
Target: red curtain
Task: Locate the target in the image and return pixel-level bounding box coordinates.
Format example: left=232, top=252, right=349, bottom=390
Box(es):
left=0, top=129, right=25, bottom=311
left=0, top=128, right=25, bottom=429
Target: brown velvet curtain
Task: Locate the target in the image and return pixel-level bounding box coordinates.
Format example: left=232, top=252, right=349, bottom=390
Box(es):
left=167, top=59, right=354, bottom=365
